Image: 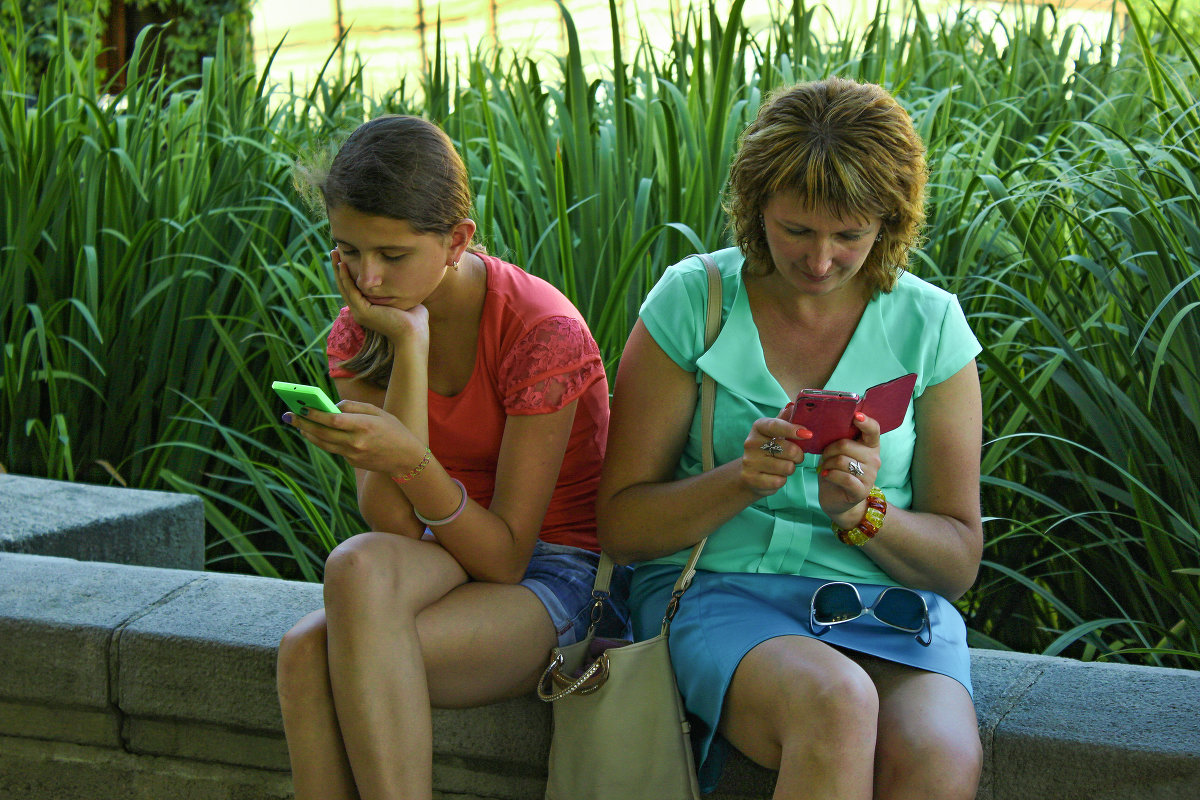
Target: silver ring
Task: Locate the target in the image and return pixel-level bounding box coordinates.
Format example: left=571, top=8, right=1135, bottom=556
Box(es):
left=847, top=459, right=865, bottom=477
left=760, top=438, right=784, bottom=457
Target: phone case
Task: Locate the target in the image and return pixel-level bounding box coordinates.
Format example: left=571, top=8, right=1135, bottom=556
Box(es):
left=271, top=380, right=341, bottom=416
left=789, top=391, right=861, bottom=453
left=788, top=373, right=917, bottom=454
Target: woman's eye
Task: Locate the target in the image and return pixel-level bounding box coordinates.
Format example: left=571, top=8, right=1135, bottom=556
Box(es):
left=382, top=253, right=405, bottom=262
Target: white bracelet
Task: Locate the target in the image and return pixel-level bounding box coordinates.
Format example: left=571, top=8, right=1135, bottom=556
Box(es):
left=413, top=478, right=468, bottom=527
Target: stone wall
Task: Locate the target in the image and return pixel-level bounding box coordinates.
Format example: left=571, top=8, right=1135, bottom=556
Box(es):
left=1, top=474, right=1197, bottom=799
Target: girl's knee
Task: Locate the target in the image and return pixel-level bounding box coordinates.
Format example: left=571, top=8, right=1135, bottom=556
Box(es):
left=323, top=532, right=404, bottom=605
left=277, top=614, right=329, bottom=705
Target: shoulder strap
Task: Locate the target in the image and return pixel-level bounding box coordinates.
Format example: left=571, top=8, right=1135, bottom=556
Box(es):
left=669, top=253, right=720, bottom=597
left=587, top=253, right=723, bottom=628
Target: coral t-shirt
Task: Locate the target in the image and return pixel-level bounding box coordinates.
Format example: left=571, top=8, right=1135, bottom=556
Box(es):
left=326, top=254, right=609, bottom=551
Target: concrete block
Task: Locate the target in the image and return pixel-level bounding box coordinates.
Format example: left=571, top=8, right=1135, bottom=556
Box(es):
left=0, top=736, right=293, bottom=800
left=116, top=573, right=322, bottom=735
left=0, top=554, right=199, bottom=711
left=0, top=474, right=203, bottom=569
left=991, top=655, right=1200, bottom=799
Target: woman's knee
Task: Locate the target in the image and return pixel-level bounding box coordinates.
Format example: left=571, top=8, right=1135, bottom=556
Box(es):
left=728, top=641, right=880, bottom=766
left=787, top=663, right=879, bottom=742
left=876, top=712, right=982, bottom=799
left=277, top=611, right=329, bottom=707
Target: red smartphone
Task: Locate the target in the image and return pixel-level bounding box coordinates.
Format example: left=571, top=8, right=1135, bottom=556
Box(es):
left=788, top=390, right=860, bottom=453
left=788, top=373, right=918, bottom=454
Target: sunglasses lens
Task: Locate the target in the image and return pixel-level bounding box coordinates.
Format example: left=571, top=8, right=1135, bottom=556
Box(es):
left=873, top=589, right=926, bottom=632
left=812, top=583, right=862, bottom=625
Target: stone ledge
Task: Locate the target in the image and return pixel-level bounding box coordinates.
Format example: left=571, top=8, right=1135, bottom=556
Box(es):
left=0, top=474, right=203, bottom=570
left=2, top=551, right=1198, bottom=800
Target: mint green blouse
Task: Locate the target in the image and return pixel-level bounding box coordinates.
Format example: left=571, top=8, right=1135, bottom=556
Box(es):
left=638, top=248, right=982, bottom=584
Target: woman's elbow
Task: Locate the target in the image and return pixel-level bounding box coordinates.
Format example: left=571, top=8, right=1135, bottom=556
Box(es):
left=595, top=505, right=639, bottom=566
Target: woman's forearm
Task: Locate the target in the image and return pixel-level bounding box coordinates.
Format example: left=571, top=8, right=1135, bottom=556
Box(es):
left=598, top=460, right=761, bottom=565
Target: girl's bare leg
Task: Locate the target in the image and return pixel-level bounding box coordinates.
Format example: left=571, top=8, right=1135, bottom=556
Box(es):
left=719, top=636, right=879, bottom=800
left=277, top=608, right=358, bottom=800
left=321, top=531, right=557, bottom=800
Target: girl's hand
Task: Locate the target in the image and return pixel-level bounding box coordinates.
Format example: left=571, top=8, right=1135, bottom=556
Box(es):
left=817, top=412, right=883, bottom=529
left=332, top=249, right=430, bottom=350
left=284, top=398, right=425, bottom=476
left=740, top=402, right=813, bottom=496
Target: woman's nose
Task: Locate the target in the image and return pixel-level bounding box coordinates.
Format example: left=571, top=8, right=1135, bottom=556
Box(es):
left=806, top=241, right=834, bottom=272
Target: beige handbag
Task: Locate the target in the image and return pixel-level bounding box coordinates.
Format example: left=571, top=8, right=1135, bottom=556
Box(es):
left=538, top=254, right=722, bottom=800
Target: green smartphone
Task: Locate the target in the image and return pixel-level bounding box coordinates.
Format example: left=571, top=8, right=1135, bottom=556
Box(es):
left=271, top=380, right=341, bottom=416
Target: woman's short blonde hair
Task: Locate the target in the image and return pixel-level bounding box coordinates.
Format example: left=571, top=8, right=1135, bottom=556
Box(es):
left=725, top=77, right=928, bottom=291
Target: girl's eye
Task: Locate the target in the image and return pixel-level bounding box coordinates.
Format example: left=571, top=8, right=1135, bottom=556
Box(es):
left=382, top=253, right=405, bottom=262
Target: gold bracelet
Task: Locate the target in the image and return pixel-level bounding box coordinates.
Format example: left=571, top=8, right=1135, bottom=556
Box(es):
left=391, top=448, right=432, bottom=484
left=833, top=486, right=887, bottom=546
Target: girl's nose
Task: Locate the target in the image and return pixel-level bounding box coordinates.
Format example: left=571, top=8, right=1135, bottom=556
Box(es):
left=357, top=258, right=384, bottom=288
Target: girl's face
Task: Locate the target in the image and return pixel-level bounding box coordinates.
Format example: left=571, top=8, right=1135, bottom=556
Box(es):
left=327, top=206, right=461, bottom=309
left=760, top=193, right=881, bottom=298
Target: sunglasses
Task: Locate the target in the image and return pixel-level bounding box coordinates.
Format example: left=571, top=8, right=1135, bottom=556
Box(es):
left=809, top=582, right=931, bottom=646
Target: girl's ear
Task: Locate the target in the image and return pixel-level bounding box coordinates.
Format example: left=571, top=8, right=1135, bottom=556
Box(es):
left=448, top=218, right=477, bottom=263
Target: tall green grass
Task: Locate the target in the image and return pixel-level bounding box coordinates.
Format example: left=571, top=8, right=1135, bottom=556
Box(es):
left=2, top=0, right=1197, bottom=666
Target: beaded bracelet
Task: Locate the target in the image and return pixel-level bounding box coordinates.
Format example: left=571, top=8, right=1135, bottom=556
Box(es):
left=391, top=448, right=432, bottom=484
left=414, top=478, right=469, bottom=527
left=833, top=486, right=887, bottom=547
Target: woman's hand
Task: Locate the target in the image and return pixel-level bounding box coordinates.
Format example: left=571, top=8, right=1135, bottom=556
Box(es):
left=332, top=249, right=431, bottom=350
left=741, top=403, right=812, bottom=495
left=817, top=412, right=883, bottom=529
left=284, top=398, right=425, bottom=477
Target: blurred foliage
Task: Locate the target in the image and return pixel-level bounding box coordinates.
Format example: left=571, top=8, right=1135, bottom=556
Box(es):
left=2, top=0, right=1197, bottom=667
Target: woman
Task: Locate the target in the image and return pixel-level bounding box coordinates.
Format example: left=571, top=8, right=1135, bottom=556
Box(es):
left=597, top=78, right=983, bottom=799
left=276, top=115, right=628, bottom=800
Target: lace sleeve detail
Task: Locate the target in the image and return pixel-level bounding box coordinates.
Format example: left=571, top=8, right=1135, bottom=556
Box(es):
left=327, top=307, right=365, bottom=378
left=499, top=316, right=605, bottom=414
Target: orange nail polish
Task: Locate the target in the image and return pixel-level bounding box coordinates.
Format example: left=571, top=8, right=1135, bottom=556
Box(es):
left=855, top=412, right=866, bottom=422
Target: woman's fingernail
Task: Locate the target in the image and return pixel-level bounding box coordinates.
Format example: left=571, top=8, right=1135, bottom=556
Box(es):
left=820, top=469, right=829, bottom=478
left=282, top=412, right=294, bottom=424
left=855, top=412, right=866, bottom=422
left=795, top=428, right=813, bottom=439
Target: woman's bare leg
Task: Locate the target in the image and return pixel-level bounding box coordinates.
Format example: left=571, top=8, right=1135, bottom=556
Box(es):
left=719, top=636, right=879, bottom=800
left=855, top=656, right=982, bottom=800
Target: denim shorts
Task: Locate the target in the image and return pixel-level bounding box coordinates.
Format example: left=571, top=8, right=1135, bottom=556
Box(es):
left=521, top=540, right=633, bottom=647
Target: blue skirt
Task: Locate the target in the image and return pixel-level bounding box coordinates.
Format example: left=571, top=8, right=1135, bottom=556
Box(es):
left=630, top=565, right=973, bottom=793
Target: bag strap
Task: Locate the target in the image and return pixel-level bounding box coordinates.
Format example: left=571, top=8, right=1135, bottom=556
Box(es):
left=585, top=252, right=723, bottom=631
left=668, top=253, right=721, bottom=597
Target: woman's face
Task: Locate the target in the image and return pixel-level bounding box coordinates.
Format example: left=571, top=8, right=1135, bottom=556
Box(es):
left=760, top=193, right=881, bottom=298
left=327, top=205, right=455, bottom=310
